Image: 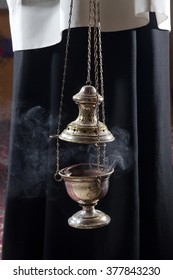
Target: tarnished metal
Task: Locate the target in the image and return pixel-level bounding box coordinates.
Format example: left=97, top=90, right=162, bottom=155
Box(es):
left=59, top=85, right=115, bottom=144
left=59, top=163, right=114, bottom=229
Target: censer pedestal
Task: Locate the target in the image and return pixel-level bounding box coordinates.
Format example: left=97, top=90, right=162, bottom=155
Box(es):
left=68, top=205, right=111, bottom=229
left=59, top=163, right=114, bottom=229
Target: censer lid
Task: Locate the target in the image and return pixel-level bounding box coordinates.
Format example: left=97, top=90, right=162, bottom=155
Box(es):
left=59, top=121, right=115, bottom=144
left=73, top=85, right=103, bottom=104
left=59, top=85, right=115, bottom=144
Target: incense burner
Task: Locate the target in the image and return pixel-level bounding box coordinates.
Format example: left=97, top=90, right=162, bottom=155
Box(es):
left=59, top=163, right=114, bottom=229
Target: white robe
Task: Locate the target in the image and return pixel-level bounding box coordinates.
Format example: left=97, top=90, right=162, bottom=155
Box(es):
left=6, top=0, right=171, bottom=51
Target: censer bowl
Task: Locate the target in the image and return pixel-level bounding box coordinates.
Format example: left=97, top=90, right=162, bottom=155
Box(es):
left=59, top=163, right=114, bottom=229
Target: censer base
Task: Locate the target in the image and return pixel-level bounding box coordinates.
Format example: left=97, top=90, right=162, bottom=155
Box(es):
left=68, top=207, right=111, bottom=229
left=59, top=163, right=114, bottom=229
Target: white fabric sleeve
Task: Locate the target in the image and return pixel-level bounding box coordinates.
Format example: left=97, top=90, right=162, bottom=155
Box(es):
left=6, top=0, right=171, bottom=51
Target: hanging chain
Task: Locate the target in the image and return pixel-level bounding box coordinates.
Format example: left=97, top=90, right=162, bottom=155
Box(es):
left=97, top=0, right=105, bottom=125
left=92, top=0, right=107, bottom=168
left=97, top=0, right=106, bottom=166
left=54, top=0, right=107, bottom=180
left=86, top=0, right=93, bottom=85
left=93, top=0, right=101, bottom=170
left=93, top=0, right=99, bottom=92
left=86, top=0, right=107, bottom=169
left=54, top=0, right=74, bottom=181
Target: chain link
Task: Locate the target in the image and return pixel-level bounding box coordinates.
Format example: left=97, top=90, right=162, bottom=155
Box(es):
left=86, top=0, right=107, bottom=169
left=93, top=0, right=101, bottom=170
left=93, top=0, right=107, bottom=167
left=97, top=0, right=106, bottom=165
left=86, top=0, right=93, bottom=85
left=54, top=0, right=74, bottom=181
left=93, top=0, right=99, bottom=92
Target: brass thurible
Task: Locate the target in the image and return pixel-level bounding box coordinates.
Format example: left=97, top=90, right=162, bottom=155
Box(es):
left=51, top=0, right=115, bottom=229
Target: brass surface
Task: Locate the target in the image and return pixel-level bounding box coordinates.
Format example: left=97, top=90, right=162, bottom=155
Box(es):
left=59, top=163, right=114, bottom=229
left=59, top=85, right=115, bottom=144
left=68, top=208, right=111, bottom=229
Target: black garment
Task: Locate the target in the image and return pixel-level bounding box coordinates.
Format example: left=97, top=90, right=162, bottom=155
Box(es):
left=2, top=14, right=173, bottom=260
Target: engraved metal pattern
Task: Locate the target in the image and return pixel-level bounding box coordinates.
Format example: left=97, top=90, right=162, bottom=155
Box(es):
left=59, top=85, right=114, bottom=144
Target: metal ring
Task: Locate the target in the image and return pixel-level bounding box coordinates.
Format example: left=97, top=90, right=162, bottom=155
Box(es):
left=54, top=173, right=62, bottom=182
left=95, top=142, right=101, bottom=147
